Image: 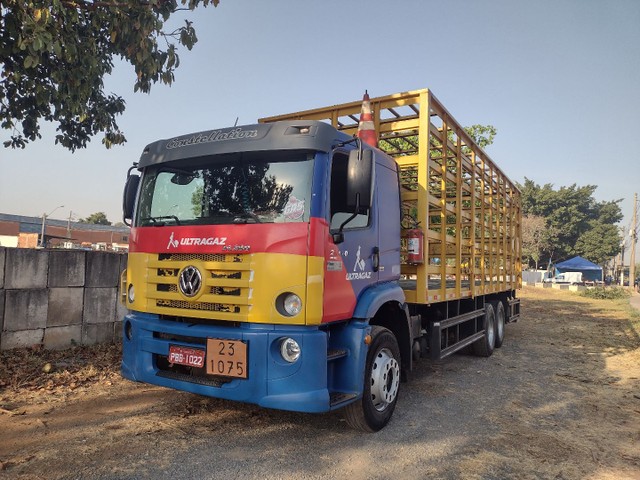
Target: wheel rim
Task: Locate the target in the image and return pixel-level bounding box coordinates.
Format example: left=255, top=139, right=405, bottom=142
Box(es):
left=370, top=347, right=400, bottom=412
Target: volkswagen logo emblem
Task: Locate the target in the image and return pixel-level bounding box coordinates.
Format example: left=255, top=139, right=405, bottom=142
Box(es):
left=179, top=266, right=202, bottom=297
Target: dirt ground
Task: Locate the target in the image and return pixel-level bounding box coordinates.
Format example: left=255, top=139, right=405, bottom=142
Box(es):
left=1, top=287, right=639, bottom=480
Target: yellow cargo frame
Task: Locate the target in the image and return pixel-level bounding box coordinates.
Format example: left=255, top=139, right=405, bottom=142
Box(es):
left=260, top=89, right=521, bottom=305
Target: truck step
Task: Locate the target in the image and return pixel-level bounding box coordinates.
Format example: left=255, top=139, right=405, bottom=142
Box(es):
left=330, top=391, right=358, bottom=407
left=327, top=348, right=348, bottom=361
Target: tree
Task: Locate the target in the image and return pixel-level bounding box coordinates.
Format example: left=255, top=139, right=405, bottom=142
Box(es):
left=521, top=214, right=557, bottom=270
left=519, top=177, right=623, bottom=265
left=1, top=0, right=219, bottom=151
left=574, top=222, right=621, bottom=266
left=80, top=211, right=111, bottom=225
left=464, top=124, right=497, bottom=149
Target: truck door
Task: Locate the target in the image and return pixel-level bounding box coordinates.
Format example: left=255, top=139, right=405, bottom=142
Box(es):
left=376, top=160, right=402, bottom=284
left=323, top=151, right=378, bottom=322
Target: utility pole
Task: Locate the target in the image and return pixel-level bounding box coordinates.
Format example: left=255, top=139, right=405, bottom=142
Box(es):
left=67, top=210, right=76, bottom=239
left=629, top=193, right=637, bottom=291
left=39, top=204, right=64, bottom=248
left=619, top=234, right=625, bottom=287
left=40, top=213, right=46, bottom=248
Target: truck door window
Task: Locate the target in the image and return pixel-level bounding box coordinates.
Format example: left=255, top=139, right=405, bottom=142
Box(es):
left=330, top=152, right=370, bottom=231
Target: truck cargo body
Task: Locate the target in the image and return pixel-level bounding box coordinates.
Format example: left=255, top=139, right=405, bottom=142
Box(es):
left=121, top=89, right=521, bottom=431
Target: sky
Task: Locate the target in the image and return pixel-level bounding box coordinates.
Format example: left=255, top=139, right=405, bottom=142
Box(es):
left=1, top=0, right=639, bottom=260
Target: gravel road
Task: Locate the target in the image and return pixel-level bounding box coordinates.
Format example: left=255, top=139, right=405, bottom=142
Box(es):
left=2, top=287, right=639, bottom=480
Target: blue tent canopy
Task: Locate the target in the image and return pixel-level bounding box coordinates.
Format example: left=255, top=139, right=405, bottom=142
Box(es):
left=555, top=256, right=602, bottom=282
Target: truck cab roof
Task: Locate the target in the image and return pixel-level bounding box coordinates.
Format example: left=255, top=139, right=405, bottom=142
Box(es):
left=138, top=120, right=354, bottom=168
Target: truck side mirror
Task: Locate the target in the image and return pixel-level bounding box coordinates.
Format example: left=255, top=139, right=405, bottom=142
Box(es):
left=347, top=148, right=373, bottom=211
left=122, top=168, right=140, bottom=226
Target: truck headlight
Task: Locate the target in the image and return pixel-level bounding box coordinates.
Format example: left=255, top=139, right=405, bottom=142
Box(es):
left=280, top=338, right=301, bottom=363
left=277, top=293, right=302, bottom=317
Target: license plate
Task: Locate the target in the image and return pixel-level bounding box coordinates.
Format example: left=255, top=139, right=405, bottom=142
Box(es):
left=206, top=338, right=248, bottom=379
left=168, top=345, right=205, bottom=368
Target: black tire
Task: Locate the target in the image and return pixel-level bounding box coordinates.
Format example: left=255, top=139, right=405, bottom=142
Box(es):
left=344, top=326, right=401, bottom=432
left=472, top=303, right=495, bottom=357
left=493, top=301, right=506, bottom=348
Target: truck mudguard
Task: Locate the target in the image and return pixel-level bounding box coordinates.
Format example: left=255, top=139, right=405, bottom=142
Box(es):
left=352, top=282, right=406, bottom=319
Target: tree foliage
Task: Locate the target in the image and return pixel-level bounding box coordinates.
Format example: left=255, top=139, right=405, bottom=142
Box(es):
left=519, top=177, right=622, bottom=266
left=1, top=0, right=218, bottom=151
left=79, top=211, right=111, bottom=225
left=463, top=124, right=497, bottom=149
left=575, top=222, right=622, bottom=266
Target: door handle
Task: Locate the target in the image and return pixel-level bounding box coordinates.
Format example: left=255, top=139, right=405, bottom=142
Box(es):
left=372, top=247, right=380, bottom=272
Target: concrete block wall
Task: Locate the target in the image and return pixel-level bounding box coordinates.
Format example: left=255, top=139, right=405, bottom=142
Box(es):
left=0, top=247, right=127, bottom=350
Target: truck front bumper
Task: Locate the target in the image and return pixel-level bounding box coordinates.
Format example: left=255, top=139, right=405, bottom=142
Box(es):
left=121, top=312, right=331, bottom=413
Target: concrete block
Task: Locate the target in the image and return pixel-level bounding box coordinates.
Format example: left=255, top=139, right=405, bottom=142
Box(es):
left=85, top=252, right=121, bottom=288
left=0, top=247, right=5, bottom=288
left=1, top=329, right=44, bottom=350
left=83, top=287, right=117, bottom=324
left=4, top=248, right=48, bottom=289
left=83, top=322, right=114, bottom=346
left=48, top=288, right=84, bottom=327
left=0, top=289, right=4, bottom=333
left=536, top=283, right=551, bottom=289
left=3, top=289, right=48, bottom=331
left=569, top=285, right=586, bottom=292
left=48, top=251, right=86, bottom=287
left=44, top=325, right=82, bottom=350
left=113, top=321, right=123, bottom=343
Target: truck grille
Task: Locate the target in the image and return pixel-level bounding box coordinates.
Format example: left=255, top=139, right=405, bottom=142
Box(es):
left=156, top=299, right=242, bottom=312
left=147, top=253, right=251, bottom=321
left=160, top=253, right=231, bottom=262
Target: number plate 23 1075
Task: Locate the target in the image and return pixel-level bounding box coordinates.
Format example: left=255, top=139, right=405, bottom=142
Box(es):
left=206, top=339, right=248, bottom=379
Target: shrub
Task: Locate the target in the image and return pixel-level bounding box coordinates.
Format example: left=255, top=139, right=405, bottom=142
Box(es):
left=580, top=287, right=630, bottom=300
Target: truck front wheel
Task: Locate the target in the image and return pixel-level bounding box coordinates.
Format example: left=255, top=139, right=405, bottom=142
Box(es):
left=344, top=326, right=401, bottom=432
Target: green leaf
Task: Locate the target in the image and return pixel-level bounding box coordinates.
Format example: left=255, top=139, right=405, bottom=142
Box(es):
left=2, top=0, right=219, bottom=151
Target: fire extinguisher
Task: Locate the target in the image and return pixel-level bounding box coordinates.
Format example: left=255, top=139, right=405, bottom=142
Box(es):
left=406, top=226, right=424, bottom=264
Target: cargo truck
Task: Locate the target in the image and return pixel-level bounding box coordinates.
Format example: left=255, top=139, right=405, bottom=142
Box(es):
left=120, top=89, right=522, bottom=431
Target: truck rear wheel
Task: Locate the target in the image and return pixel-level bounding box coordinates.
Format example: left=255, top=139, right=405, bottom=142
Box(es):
left=492, top=301, right=506, bottom=348
left=472, top=303, right=495, bottom=357
left=344, top=326, right=401, bottom=432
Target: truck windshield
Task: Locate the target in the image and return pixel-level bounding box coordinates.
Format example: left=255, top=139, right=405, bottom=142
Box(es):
left=135, top=152, right=314, bottom=226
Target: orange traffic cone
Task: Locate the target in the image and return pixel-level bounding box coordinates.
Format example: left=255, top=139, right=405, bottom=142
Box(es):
left=357, top=90, right=378, bottom=147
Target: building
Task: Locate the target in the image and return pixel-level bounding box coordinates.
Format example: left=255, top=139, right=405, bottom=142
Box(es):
left=0, top=213, right=130, bottom=251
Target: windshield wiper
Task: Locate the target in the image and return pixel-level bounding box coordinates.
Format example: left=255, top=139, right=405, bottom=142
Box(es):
left=141, top=215, right=181, bottom=226
left=232, top=212, right=261, bottom=224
